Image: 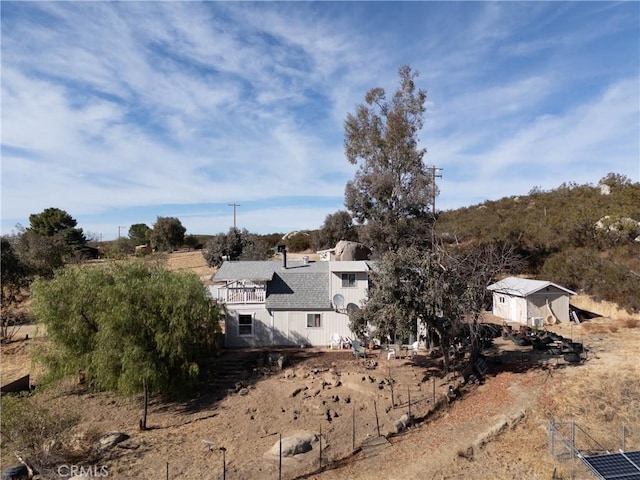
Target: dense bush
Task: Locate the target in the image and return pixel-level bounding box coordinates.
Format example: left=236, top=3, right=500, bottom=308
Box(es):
left=285, top=231, right=312, bottom=252
left=31, top=262, right=220, bottom=396
left=541, top=248, right=640, bottom=313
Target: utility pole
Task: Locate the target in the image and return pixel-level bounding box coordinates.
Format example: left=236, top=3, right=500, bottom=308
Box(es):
left=430, top=166, right=443, bottom=215
left=228, top=203, right=240, bottom=229
left=118, top=226, right=127, bottom=238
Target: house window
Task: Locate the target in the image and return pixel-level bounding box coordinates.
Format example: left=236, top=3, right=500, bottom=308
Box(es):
left=307, top=313, right=321, bottom=328
left=238, top=314, right=253, bottom=336
left=341, top=273, right=356, bottom=288
left=499, top=296, right=505, bottom=304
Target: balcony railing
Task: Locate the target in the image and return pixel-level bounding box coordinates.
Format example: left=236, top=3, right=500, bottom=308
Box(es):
left=221, top=287, right=266, bottom=304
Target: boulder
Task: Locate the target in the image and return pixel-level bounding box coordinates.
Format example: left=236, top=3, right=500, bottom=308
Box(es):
left=268, top=432, right=319, bottom=457
left=393, top=413, right=415, bottom=433
left=94, top=431, right=129, bottom=451
left=334, top=241, right=371, bottom=261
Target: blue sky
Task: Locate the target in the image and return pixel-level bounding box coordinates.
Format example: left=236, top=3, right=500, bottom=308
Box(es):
left=2, top=2, right=638, bottom=241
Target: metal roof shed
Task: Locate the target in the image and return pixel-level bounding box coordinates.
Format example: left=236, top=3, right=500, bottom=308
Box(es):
left=488, top=277, right=576, bottom=325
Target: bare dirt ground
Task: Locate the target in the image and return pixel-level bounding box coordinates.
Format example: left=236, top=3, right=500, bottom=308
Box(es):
left=2, top=251, right=639, bottom=480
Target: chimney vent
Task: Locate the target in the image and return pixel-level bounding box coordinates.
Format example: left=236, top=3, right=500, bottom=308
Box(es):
left=276, top=245, right=287, bottom=269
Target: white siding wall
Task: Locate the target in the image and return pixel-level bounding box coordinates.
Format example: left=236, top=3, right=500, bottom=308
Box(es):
left=492, top=292, right=511, bottom=320
left=512, top=297, right=527, bottom=323
left=224, top=306, right=273, bottom=348
left=492, top=293, right=526, bottom=323
left=493, top=290, right=572, bottom=324
left=271, top=310, right=355, bottom=347
left=329, top=271, right=369, bottom=307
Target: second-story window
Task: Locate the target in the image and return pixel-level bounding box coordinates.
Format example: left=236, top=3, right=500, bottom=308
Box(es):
left=341, top=273, right=356, bottom=288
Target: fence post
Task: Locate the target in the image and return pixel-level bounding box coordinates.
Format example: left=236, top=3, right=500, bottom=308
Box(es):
left=352, top=404, right=355, bottom=450
left=388, top=366, right=395, bottom=409
left=319, top=423, right=322, bottom=470
left=279, top=432, right=282, bottom=480
left=570, top=421, right=575, bottom=459
left=220, top=447, right=226, bottom=480
left=432, top=378, right=436, bottom=405
left=166, top=462, right=169, bottom=480
left=373, top=399, right=381, bottom=437
left=407, top=386, right=411, bottom=417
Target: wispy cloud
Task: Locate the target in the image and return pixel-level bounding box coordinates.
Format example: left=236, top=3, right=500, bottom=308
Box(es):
left=2, top=2, right=638, bottom=239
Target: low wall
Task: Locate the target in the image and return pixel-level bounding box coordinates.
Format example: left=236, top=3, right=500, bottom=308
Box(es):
left=571, top=295, right=640, bottom=320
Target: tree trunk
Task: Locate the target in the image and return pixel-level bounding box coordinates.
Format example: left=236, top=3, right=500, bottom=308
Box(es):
left=442, top=338, right=451, bottom=373
left=140, top=378, right=148, bottom=431
left=469, top=316, right=482, bottom=363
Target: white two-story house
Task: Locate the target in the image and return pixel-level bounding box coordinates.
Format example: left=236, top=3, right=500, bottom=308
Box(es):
left=210, top=256, right=372, bottom=348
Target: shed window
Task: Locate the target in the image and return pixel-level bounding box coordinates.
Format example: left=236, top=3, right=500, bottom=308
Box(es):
left=307, top=313, right=321, bottom=328
left=499, top=296, right=505, bottom=304
left=341, top=273, right=356, bottom=288
left=238, top=314, right=253, bottom=336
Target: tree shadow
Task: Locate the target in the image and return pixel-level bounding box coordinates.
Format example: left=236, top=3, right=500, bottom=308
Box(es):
left=172, top=344, right=330, bottom=415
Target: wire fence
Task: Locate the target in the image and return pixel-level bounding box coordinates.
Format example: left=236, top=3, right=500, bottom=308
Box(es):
left=160, top=373, right=452, bottom=480
left=548, top=421, right=636, bottom=480
left=548, top=421, right=635, bottom=460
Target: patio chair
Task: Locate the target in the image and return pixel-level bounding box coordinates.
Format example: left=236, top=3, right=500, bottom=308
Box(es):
left=329, top=333, right=349, bottom=350
left=410, top=341, right=419, bottom=359
left=352, top=339, right=365, bottom=358
left=387, top=344, right=400, bottom=360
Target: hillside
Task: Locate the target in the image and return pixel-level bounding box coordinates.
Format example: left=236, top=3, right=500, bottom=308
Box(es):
left=436, top=174, right=640, bottom=312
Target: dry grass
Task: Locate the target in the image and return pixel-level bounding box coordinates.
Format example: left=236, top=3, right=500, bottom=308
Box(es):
left=620, top=317, right=640, bottom=329
left=580, top=317, right=640, bottom=334
left=544, top=367, right=640, bottom=451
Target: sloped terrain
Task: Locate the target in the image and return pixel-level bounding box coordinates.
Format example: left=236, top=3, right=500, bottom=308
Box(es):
left=2, top=251, right=639, bottom=480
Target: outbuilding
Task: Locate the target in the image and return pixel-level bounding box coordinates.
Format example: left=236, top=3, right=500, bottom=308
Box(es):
left=488, top=277, right=576, bottom=325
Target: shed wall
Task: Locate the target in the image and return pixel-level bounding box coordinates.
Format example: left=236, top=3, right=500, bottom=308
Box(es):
left=492, top=291, right=572, bottom=324
left=526, top=293, right=571, bottom=323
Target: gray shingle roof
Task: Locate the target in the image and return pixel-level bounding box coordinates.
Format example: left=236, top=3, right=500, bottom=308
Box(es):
left=213, top=260, right=356, bottom=310
left=266, top=266, right=332, bottom=310
left=213, top=261, right=371, bottom=311
left=213, top=261, right=279, bottom=281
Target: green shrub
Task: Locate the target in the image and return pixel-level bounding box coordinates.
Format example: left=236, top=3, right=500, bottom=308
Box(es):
left=285, top=232, right=312, bottom=252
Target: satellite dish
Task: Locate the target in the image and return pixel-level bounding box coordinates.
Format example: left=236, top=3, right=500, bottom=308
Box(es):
left=346, top=303, right=360, bottom=314
left=332, top=294, right=345, bottom=308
